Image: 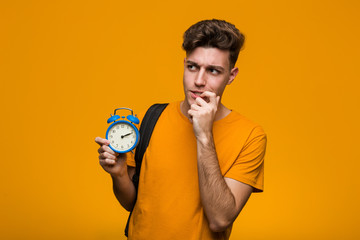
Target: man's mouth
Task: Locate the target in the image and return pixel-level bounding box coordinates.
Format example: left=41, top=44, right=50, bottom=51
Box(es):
left=190, top=91, right=211, bottom=103
left=190, top=91, right=203, bottom=99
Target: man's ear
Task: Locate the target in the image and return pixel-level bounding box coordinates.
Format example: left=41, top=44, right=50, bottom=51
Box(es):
left=227, top=67, right=239, bottom=85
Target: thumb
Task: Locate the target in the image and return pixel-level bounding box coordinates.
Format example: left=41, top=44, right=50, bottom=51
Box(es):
left=216, top=96, right=220, bottom=105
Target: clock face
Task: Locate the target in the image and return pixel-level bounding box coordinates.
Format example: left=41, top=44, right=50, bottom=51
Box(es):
left=107, top=121, right=138, bottom=153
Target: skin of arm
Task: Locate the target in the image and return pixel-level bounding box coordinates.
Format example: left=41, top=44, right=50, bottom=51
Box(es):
left=95, top=137, right=137, bottom=211
left=188, top=92, right=253, bottom=232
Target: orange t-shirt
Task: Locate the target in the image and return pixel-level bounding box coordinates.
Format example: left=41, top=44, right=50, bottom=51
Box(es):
left=126, top=101, right=266, bottom=240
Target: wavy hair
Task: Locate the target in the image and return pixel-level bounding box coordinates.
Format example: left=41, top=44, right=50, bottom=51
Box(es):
left=182, top=19, right=245, bottom=69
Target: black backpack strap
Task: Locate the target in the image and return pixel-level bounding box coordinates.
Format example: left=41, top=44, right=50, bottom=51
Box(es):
left=125, top=103, right=168, bottom=237
left=133, top=103, right=168, bottom=190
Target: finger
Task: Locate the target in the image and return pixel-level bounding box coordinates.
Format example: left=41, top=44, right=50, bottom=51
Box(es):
left=95, top=137, right=110, bottom=146
left=188, top=109, right=196, bottom=118
left=99, top=158, right=116, bottom=166
left=190, top=103, right=201, bottom=111
left=99, top=156, right=118, bottom=167
left=98, top=144, right=116, bottom=155
left=104, top=158, right=116, bottom=165
left=216, top=96, right=220, bottom=105
left=195, top=95, right=207, bottom=106
left=187, top=110, right=194, bottom=123
left=201, top=90, right=216, bottom=97
left=98, top=147, right=104, bottom=154
left=200, top=91, right=217, bottom=104
left=100, top=152, right=117, bottom=160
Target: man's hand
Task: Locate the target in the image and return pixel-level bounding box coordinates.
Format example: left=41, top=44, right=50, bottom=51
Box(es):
left=95, top=137, right=128, bottom=177
left=95, top=137, right=136, bottom=211
left=188, top=91, right=220, bottom=141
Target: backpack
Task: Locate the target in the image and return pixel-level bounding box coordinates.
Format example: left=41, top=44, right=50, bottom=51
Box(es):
left=124, top=103, right=168, bottom=237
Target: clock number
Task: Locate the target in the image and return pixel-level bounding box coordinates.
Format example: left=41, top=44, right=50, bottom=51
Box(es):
left=121, top=125, right=124, bottom=128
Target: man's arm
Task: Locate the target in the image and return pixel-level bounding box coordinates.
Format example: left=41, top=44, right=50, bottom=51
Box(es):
left=188, top=92, right=253, bottom=232
left=111, top=165, right=136, bottom=211
left=197, top=135, right=253, bottom=232
left=95, top=137, right=136, bottom=211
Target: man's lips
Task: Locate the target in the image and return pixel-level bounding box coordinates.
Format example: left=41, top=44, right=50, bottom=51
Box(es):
left=190, top=91, right=203, bottom=99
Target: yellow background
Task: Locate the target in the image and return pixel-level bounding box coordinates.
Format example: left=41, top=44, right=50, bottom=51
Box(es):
left=1, top=0, right=359, bottom=239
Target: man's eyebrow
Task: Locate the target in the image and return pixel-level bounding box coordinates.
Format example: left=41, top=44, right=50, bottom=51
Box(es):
left=186, top=60, right=225, bottom=71
left=207, top=65, right=225, bottom=71
left=186, top=60, right=199, bottom=67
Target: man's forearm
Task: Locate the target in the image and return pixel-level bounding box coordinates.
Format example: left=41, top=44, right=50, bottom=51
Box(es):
left=111, top=173, right=136, bottom=212
left=197, top=134, right=236, bottom=232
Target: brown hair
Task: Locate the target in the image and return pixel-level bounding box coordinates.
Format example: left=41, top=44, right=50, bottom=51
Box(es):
left=182, top=19, right=245, bottom=69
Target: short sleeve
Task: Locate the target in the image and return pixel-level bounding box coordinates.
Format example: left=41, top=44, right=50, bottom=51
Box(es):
left=225, top=126, right=267, bottom=192
left=126, top=151, right=136, bottom=167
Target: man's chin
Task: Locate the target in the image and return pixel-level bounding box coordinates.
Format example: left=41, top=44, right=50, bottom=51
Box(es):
left=186, top=98, right=194, bottom=107
left=182, top=97, right=193, bottom=109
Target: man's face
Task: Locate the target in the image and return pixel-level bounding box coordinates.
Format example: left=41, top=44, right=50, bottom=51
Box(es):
left=182, top=47, right=238, bottom=108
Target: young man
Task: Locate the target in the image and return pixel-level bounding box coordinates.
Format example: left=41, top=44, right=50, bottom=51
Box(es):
left=95, top=19, right=266, bottom=240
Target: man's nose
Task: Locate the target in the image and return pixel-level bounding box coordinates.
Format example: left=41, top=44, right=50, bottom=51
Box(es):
left=195, top=69, right=206, bottom=86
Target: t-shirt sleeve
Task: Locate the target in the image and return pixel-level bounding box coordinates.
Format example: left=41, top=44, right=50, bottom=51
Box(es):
left=224, top=126, right=267, bottom=192
left=126, top=151, right=136, bottom=167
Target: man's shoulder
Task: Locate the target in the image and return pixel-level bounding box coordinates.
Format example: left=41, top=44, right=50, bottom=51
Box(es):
left=135, top=101, right=180, bottom=123
left=220, top=110, right=266, bottom=138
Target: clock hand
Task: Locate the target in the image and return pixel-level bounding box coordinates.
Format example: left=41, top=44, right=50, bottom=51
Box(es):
left=121, top=132, right=133, bottom=138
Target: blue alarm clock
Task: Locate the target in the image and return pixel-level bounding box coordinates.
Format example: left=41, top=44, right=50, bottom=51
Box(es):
left=106, top=107, right=140, bottom=153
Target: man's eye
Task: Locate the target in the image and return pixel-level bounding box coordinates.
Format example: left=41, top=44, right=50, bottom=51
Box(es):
left=209, top=69, right=219, bottom=74
left=188, top=65, right=196, bottom=71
